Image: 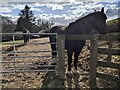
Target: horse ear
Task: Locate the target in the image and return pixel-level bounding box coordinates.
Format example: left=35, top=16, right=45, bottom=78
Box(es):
left=101, top=7, right=104, bottom=13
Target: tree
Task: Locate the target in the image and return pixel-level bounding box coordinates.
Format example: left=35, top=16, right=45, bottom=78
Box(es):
left=36, top=19, right=54, bottom=30
left=2, top=16, right=15, bottom=33
left=16, top=5, right=35, bottom=32
left=16, top=5, right=54, bottom=33
left=1, top=15, right=16, bottom=41
left=19, top=5, right=35, bottom=23
left=30, top=19, right=54, bottom=33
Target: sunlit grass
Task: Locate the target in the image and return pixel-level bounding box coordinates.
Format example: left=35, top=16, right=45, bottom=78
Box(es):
left=107, top=18, right=120, bottom=25
left=1, top=40, right=24, bottom=46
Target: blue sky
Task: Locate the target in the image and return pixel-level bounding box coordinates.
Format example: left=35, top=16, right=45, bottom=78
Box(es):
left=0, top=0, right=120, bottom=25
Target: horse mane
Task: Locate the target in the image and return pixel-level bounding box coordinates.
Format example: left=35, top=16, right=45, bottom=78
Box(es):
left=68, top=11, right=102, bottom=27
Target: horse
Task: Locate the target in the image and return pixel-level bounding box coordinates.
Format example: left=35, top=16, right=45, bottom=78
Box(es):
left=49, top=8, right=107, bottom=74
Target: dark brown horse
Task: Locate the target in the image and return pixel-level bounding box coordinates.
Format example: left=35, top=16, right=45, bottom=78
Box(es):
left=49, top=8, right=107, bottom=74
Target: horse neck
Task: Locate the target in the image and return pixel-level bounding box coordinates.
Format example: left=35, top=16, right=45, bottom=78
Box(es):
left=66, top=18, right=91, bottom=35
left=66, top=12, right=106, bottom=35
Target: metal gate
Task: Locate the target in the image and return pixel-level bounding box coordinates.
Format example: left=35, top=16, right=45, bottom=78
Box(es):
left=1, top=33, right=59, bottom=73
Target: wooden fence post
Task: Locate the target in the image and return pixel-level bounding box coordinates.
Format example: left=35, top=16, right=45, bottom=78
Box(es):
left=57, top=34, right=65, bottom=80
left=13, top=34, right=16, bottom=70
left=118, top=65, right=120, bottom=89
left=89, top=34, right=98, bottom=88
left=0, top=17, right=2, bottom=89
left=108, top=36, right=112, bottom=62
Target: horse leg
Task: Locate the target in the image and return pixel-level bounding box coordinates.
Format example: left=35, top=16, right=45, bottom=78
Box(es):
left=51, top=44, right=57, bottom=58
left=74, top=41, right=85, bottom=73
left=49, top=36, right=57, bottom=58
left=74, top=49, right=81, bottom=70
left=67, top=50, right=73, bottom=72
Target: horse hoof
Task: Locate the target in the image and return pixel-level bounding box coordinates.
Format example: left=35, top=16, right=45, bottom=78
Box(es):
left=73, top=69, right=80, bottom=74
left=66, top=71, right=72, bottom=75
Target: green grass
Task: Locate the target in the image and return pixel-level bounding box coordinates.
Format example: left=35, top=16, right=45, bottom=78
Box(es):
left=1, top=40, right=24, bottom=46
left=107, top=18, right=120, bottom=25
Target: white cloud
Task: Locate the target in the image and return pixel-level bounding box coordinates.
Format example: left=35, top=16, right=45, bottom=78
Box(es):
left=52, top=4, right=64, bottom=10
left=0, top=0, right=73, bottom=3
left=35, top=13, right=52, bottom=20
left=34, top=3, right=42, bottom=7
left=69, top=0, right=76, bottom=4
left=69, top=2, right=100, bottom=15
left=45, top=3, right=64, bottom=10
left=106, top=3, right=117, bottom=9
left=31, top=8, right=43, bottom=12
left=0, top=0, right=119, bottom=25
left=107, top=15, right=119, bottom=21
left=1, top=14, right=19, bottom=20
left=1, top=14, right=12, bottom=17
left=35, top=13, right=75, bottom=25
left=1, top=0, right=118, bottom=3
left=9, top=4, right=26, bottom=10
left=0, top=7, right=11, bottom=13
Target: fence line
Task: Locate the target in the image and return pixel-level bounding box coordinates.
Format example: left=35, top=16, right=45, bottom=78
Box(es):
left=98, top=34, right=119, bottom=41
left=0, top=59, right=56, bottom=64
left=98, top=48, right=120, bottom=55
left=1, top=33, right=120, bottom=88
left=0, top=33, right=57, bottom=35
left=0, top=70, right=56, bottom=73
left=2, top=55, right=57, bottom=59
left=2, top=42, right=56, bottom=45
left=61, top=34, right=120, bottom=88
left=2, top=50, right=57, bottom=53
left=1, top=33, right=58, bottom=74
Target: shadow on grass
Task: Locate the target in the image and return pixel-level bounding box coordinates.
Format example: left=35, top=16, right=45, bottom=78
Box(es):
left=66, top=73, right=80, bottom=90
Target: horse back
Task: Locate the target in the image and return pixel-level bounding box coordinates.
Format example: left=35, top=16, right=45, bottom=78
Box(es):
left=50, top=25, right=66, bottom=34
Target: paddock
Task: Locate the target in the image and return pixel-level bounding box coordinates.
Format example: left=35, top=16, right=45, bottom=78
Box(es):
left=0, top=33, right=120, bottom=88
left=64, top=34, right=120, bottom=88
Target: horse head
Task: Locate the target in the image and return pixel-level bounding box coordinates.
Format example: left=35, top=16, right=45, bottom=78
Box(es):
left=66, top=8, right=107, bottom=35
left=90, top=7, right=107, bottom=34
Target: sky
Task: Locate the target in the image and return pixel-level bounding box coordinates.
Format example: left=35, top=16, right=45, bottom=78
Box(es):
left=1, top=0, right=120, bottom=2
left=0, top=0, right=120, bottom=25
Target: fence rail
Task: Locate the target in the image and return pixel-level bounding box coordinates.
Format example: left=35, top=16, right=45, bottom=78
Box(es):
left=64, top=34, right=120, bottom=88
left=1, top=33, right=120, bottom=88
left=2, top=50, right=57, bottom=54
left=98, top=35, right=120, bottom=41
left=97, top=61, right=120, bottom=68
left=98, top=48, right=120, bottom=55
left=1, top=33, right=59, bottom=75
left=96, top=73, right=119, bottom=81
left=0, top=33, right=57, bottom=35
